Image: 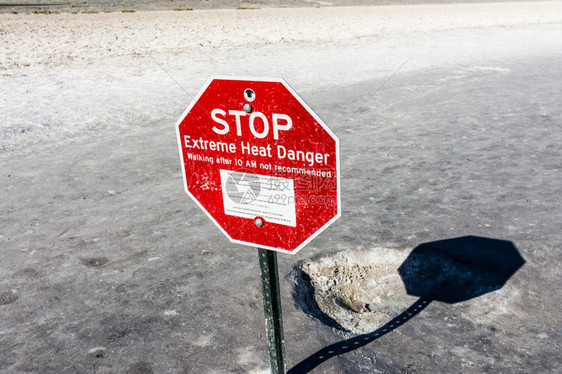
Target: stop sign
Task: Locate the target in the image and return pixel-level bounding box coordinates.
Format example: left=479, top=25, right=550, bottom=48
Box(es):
left=176, top=77, right=340, bottom=254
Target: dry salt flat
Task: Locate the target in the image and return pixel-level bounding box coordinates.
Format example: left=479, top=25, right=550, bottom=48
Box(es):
left=1, top=2, right=562, bottom=373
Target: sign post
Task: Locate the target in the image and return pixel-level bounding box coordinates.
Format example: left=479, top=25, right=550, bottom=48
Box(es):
left=258, top=248, right=286, bottom=374
left=176, top=77, right=340, bottom=373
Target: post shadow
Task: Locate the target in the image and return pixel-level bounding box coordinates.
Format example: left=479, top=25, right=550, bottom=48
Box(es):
left=289, top=236, right=525, bottom=373
left=288, top=297, right=432, bottom=373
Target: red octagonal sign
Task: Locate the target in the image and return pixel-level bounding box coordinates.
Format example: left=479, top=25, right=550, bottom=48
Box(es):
left=176, top=77, right=340, bottom=254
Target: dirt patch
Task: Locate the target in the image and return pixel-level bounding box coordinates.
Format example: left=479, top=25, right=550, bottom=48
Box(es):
left=291, top=247, right=415, bottom=333
left=0, top=290, right=19, bottom=305
left=81, top=257, right=109, bottom=267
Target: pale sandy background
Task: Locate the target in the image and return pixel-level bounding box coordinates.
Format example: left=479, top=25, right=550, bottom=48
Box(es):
left=2, top=2, right=562, bottom=69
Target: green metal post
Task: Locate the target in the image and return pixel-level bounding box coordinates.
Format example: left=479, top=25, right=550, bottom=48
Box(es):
left=258, top=248, right=286, bottom=374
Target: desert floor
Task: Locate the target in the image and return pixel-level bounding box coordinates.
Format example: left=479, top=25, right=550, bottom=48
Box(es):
left=1, top=2, right=561, bottom=373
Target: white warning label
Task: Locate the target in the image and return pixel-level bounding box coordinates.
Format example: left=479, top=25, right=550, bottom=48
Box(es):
left=220, top=169, right=296, bottom=227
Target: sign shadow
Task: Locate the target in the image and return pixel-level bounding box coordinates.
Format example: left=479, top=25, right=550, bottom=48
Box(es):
left=289, top=236, right=525, bottom=373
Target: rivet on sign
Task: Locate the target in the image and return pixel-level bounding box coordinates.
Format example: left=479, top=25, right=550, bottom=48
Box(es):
left=243, top=103, right=253, bottom=113
left=255, top=218, right=264, bottom=227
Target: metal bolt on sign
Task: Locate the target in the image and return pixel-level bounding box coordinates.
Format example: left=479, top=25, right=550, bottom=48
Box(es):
left=243, top=103, right=253, bottom=113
